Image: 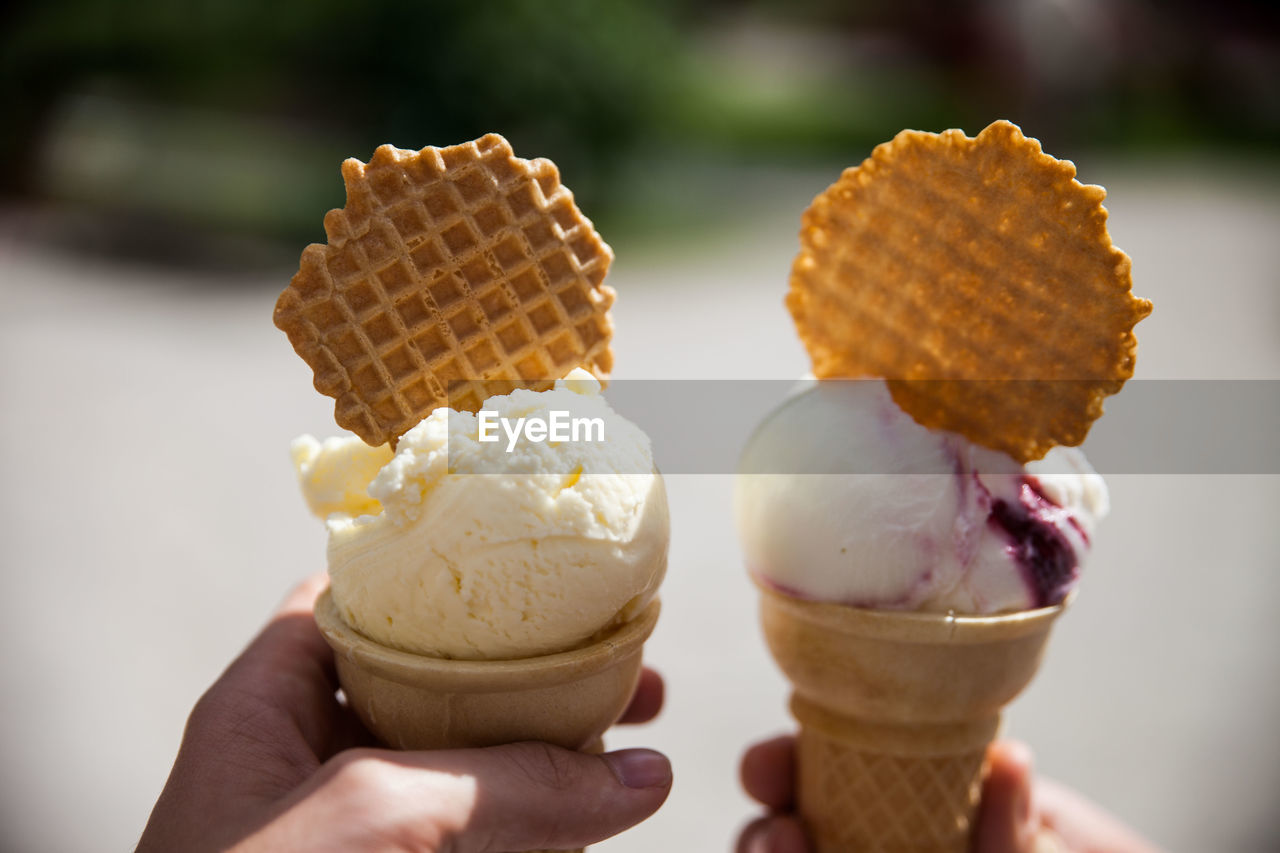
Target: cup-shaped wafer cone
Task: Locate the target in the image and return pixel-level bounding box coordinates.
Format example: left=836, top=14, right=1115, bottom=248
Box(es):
left=758, top=582, right=1063, bottom=852
left=315, top=589, right=660, bottom=853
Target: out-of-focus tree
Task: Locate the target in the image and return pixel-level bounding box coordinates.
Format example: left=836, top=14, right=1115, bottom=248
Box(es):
left=2, top=0, right=1276, bottom=250
left=1, top=0, right=683, bottom=237
left=704, top=0, right=1280, bottom=152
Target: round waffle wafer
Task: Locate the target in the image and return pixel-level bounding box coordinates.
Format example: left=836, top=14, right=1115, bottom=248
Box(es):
left=787, top=120, right=1152, bottom=462
left=275, top=134, right=615, bottom=446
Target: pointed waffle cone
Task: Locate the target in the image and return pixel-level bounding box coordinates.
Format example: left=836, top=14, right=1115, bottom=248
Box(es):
left=758, top=583, right=1064, bottom=852
left=315, top=589, right=660, bottom=853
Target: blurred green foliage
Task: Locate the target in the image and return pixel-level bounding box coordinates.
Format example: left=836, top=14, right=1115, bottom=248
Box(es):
left=2, top=0, right=684, bottom=241
left=3, top=0, right=1277, bottom=252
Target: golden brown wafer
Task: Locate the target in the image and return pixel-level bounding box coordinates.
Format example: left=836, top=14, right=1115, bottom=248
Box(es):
left=788, top=120, right=1151, bottom=462
left=275, top=134, right=615, bottom=446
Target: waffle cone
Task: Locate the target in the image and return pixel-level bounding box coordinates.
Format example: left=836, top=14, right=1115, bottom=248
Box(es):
left=315, top=589, right=660, bottom=853
left=758, top=583, right=1063, bottom=852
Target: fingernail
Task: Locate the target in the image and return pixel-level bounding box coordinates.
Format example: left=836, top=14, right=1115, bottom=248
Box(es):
left=603, top=748, right=671, bottom=789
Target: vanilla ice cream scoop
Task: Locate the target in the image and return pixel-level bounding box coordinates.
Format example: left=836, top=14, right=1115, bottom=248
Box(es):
left=294, top=369, right=669, bottom=660
left=291, top=436, right=393, bottom=519
left=735, top=380, right=1107, bottom=613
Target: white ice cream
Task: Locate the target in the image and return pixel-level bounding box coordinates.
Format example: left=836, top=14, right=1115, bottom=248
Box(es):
left=734, top=380, right=1107, bottom=613
left=294, top=369, right=668, bottom=659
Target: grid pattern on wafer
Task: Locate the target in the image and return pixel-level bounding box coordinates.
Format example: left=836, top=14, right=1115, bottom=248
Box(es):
left=787, top=120, right=1151, bottom=462
left=797, top=726, right=984, bottom=852
left=275, top=134, right=615, bottom=446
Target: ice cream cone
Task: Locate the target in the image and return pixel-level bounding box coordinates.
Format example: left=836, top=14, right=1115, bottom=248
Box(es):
left=315, top=589, right=660, bottom=853
left=757, top=582, right=1064, bottom=853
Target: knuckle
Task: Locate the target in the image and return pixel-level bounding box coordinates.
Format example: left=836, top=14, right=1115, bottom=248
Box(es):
left=321, top=751, right=454, bottom=851
left=184, top=683, right=237, bottom=742
left=327, top=748, right=388, bottom=791
left=186, top=683, right=224, bottom=726
left=505, top=741, right=585, bottom=793
left=188, top=685, right=281, bottom=749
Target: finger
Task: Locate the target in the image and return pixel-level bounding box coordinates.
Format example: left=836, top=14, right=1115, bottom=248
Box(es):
left=738, top=816, right=771, bottom=853
left=617, top=667, right=664, bottom=724
left=765, top=816, right=809, bottom=853
left=737, top=815, right=809, bottom=853
left=466, top=744, right=672, bottom=851
left=200, top=574, right=345, bottom=756
left=275, top=571, right=330, bottom=618
left=740, top=735, right=796, bottom=810
left=973, top=739, right=1037, bottom=853
left=230, top=572, right=335, bottom=694
left=1037, top=776, right=1164, bottom=853
left=309, top=743, right=672, bottom=852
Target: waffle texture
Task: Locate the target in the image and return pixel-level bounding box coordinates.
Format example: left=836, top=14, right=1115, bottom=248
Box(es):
left=275, top=134, right=614, bottom=446
left=787, top=120, right=1151, bottom=462
left=795, top=710, right=988, bottom=852
left=758, top=584, right=1063, bottom=853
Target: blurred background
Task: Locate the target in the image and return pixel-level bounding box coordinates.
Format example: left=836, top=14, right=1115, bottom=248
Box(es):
left=2, top=1, right=1278, bottom=851
left=5, top=0, right=1278, bottom=256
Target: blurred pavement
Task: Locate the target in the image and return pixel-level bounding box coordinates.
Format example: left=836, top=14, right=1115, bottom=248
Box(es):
left=1, top=157, right=1278, bottom=851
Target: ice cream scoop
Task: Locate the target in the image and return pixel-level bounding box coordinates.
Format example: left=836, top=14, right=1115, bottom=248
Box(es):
left=736, top=380, right=1107, bottom=614
left=294, top=369, right=668, bottom=660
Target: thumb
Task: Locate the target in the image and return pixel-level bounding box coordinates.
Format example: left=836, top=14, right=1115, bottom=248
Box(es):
left=973, top=740, right=1038, bottom=853
left=461, top=743, right=672, bottom=851
left=306, top=742, right=672, bottom=853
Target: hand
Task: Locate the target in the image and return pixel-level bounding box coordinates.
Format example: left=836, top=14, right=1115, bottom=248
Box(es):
left=138, top=574, right=671, bottom=853
left=736, top=735, right=1162, bottom=853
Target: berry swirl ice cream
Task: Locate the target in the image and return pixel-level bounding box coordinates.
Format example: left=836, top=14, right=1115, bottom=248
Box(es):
left=735, top=380, right=1107, bottom=614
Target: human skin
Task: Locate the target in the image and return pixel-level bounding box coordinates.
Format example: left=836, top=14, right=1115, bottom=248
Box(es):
left=138, top=574, right=671, bottom=853
left=735, top=736, right=1163, bottom=853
